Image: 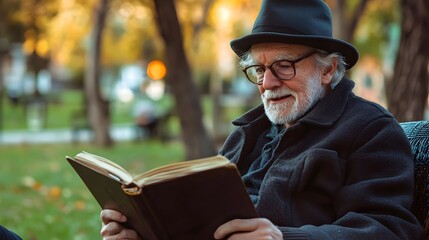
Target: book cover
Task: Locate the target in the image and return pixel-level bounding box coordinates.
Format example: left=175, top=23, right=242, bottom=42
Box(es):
left=66, top=153, right=257, bottom=240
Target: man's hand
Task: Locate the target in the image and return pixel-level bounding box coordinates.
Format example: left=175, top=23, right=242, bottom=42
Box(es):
left=100, top=209, right=141, bottom=240
left=214, top=218, right=282, bottom=240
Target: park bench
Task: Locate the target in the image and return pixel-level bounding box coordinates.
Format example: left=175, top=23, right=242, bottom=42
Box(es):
left=400, top=120, right=429, bottom=239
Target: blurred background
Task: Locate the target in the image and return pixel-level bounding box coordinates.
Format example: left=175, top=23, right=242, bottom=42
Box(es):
left=0, top=0, right=428, bottom=239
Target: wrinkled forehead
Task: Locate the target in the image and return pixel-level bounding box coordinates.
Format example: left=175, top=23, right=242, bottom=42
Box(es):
left=250, top=43, right=313, bottom=62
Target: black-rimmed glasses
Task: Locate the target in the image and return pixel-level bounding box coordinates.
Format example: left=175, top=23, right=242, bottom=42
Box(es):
left=242, top=50, right=317, bottom=85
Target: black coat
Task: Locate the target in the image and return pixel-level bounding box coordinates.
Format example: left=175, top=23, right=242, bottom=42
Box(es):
left=0, top=226, right=22, bottom=240
left=220, top=78, right=422, bottom=239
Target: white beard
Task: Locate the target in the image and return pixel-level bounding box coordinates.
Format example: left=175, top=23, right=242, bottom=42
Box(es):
left=262, top=73, right=326, bottom=125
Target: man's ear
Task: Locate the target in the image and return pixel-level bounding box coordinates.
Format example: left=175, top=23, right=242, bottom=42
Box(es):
left=321, top=58, right=337, bottom=85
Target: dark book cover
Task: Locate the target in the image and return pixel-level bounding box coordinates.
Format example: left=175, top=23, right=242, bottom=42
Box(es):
left=66, top=156, right=257, bottom=240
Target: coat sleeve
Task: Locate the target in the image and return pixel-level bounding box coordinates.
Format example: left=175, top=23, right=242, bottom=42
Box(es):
left=278, top=117, right=422, bottom=240
left=0, top=226, right=23, bottom=240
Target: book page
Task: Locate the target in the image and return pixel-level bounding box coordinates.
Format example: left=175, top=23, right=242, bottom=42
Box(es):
left=134, top=155, right=231, bottom=186
left=74, top=152, right=134, bottom=184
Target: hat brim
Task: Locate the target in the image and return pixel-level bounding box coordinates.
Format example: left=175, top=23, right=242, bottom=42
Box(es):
left=230, top=33, right=359, bottom=69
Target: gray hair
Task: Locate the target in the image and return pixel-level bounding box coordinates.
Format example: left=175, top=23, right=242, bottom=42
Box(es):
left=313, top=51, right=347, bottom=88
left=238, top=49, right=347, bottom=89
left=239, top=52, right=255, bottom=69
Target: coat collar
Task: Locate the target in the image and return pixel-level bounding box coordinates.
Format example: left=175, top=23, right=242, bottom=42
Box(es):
left=232, top=78, right=355, bottom=128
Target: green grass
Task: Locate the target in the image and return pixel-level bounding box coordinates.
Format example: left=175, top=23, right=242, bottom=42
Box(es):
left=1, top=90, right=248, bottom=132
left=2, top=90, right=81, bottom=130
left=0, top=140, right=184, bottom=239
left=1, top=90, right=143, bottom=130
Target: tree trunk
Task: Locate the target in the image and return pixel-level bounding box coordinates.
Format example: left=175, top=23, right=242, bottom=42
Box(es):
left=332, top=0, right=369, bottom=42
left=0, top=52, right=4, bottom=135
left=385, top=0, right=429, bottom=121
left=152, top=0, right=216, bottom=160
left=85, top=0, right=112, bottom=147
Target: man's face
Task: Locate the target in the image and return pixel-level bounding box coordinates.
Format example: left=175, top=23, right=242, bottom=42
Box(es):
left=250, top=43, right=331, bottom=126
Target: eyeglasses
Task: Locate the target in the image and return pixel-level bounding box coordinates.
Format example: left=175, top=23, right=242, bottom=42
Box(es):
left=242, top=50, right=317, bottom=85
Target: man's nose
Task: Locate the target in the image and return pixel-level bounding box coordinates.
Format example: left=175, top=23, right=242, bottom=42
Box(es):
left=262, top=69, right=283, bottom=90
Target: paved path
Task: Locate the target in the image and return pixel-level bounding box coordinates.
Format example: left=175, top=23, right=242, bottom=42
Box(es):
left=0, top=124, right=136, bottom=145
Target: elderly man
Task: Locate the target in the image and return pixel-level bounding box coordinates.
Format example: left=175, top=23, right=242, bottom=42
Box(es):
left=100, top=0, right=422, bottom=239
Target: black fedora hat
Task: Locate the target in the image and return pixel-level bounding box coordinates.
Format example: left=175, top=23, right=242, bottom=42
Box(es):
left=230, top=0, right=359, bottom=69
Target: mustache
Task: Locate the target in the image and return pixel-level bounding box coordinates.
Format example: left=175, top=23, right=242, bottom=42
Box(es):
left=262, top=88, right=294, bottom=99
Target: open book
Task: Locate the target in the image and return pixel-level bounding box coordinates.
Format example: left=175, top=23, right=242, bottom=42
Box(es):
left=66, top=152, right=257, bottom=240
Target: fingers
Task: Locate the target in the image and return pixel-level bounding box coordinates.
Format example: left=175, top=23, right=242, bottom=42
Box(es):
left=100, top=209, right=127, bottom=225
left=100, top=221, right=124, bottom=237
left=100, top=210, right=141, bottom=240
left=214, top=218, right=282, bottom=240
left=214, top=218, right=260, bottom=239
left=101, top=224, right=139, bottom=240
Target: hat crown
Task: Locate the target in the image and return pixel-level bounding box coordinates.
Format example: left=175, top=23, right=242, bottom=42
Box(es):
left=252, top=0, right=333, bottom=38
left=230, top=0, right=359, bottom=69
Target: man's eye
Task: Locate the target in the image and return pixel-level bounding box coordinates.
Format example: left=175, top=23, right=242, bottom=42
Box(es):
left=255, top=66, right=265, bottom=74
left=276, top=62, right=292, bottom=69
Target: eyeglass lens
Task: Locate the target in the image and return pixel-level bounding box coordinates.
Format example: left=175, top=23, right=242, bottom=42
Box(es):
left=245, top=61, right=295, bottom=84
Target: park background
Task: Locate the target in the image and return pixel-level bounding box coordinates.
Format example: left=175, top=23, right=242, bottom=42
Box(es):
left=0, top=0, right=428, bottom=239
